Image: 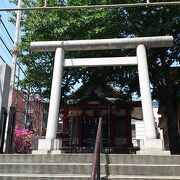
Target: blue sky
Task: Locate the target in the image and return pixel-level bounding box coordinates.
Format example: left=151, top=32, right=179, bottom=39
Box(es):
left=0, top=0, right=16, bottom=67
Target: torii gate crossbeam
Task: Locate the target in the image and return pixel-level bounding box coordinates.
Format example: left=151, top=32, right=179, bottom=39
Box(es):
left=31, top=36, right=173, bottom=52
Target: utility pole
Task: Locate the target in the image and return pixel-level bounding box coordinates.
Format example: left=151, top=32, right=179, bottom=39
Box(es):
left=3, top=0, right=22, bottom=153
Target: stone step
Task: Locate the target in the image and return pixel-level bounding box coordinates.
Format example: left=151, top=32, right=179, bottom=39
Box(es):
left=0, top=174, right=91, bottom=180
left=0, top=174, right=180, bottom=180
left=1, top=154, right=180, bottom=164
left=1, top=154, right=180, bottom=179
left=1, top=163, right=180, bottom=176
left=0, top=154, right=94, bottom=163
left=0, top=163, right=97, bottom=174
left=106, top=175, right=180, bottom=179
left=107, top=164, right=180, bottom=176
left=107, top=154, right=180, bottom=164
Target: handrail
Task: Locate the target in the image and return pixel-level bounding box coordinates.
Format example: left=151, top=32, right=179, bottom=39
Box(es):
left=90, top=117, right=102, bottom=180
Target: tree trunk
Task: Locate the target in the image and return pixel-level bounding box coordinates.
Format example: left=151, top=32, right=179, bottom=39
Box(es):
left=165, top=76, right=180, bottom=154
left=166, top=97, right=180, bottom=154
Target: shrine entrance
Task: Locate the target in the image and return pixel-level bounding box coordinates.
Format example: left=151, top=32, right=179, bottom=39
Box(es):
left=82, top=117, right=109, bottom=147
left=82, top=116, right=108, bottom=147
left=78, top=95, right=110, bottom=148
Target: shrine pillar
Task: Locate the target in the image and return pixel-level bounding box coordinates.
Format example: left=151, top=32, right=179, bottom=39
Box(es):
left=35, top=48, right=64, bottom=153
left=137, top=44, right=156, bottom=139
left=136, top=44, right=165, bottom=153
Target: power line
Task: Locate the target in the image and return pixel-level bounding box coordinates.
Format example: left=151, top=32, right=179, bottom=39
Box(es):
left=0, top=27, right=13, bottom=46
left=0, top=15, right=27, bottom=79
left=0, top=37, right=12, bottom=56
left=0, top=43, right=12, bottom=64
left=0, top=55, right=6, bottom=63
left=0, top=44, right=28, bottom=80
left=0, top=35, right=28, bottom=78
left=0, top=11, right=27, bottom=78
left=16, top=63, right=28, bottom=79
left=0, top=1, right=180, bottom=12
left=0, top=33, right=12, bottom=52
left=0, top=17, right=14, bottom=43
left=0, top=0, right=6, bottom=8
left=0, top=16, right=14, bottom=65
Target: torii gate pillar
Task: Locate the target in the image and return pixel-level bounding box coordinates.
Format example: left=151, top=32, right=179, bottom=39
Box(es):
left=136, top=45, right=165, bottom=154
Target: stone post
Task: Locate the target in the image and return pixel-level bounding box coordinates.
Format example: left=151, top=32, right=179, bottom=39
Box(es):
left=137, top=44, right=156, bottom=139
left=34, top=48, right=64, bottom=154
left=136, top=44, right=165, bottom=153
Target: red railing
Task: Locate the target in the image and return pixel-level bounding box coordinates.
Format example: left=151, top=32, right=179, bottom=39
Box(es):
left=90, top=117, right=102, bottom=180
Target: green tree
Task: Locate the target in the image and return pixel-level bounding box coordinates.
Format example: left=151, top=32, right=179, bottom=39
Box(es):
left=10, top=0, right=180, bottom=153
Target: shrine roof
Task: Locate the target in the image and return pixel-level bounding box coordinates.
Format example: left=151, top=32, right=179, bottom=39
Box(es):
left=67, top=80, right=122, bottom=100
left=77, top=91, right=113, bottom=105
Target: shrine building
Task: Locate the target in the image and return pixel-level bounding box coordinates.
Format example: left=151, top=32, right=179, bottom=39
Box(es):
left=59, top=80, right=141, bottom=153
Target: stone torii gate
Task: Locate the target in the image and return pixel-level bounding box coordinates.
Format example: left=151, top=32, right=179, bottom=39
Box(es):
left=31, top=36, right=173, bottom=154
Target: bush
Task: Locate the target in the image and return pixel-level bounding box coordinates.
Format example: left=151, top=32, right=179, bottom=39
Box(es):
left=14, top=126, right=34, bottom=153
